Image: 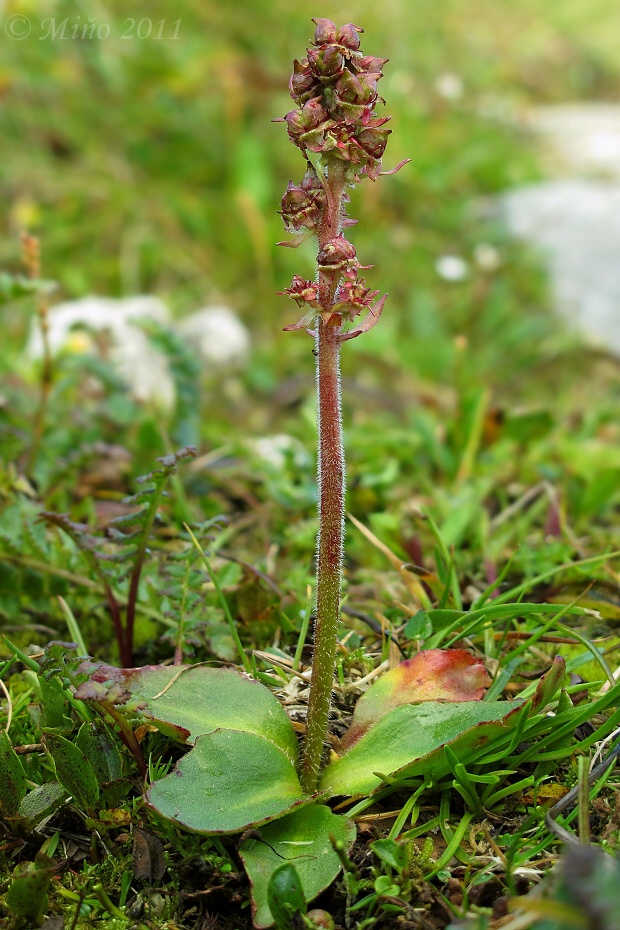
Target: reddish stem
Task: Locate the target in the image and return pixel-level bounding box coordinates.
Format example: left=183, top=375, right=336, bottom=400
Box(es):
left=301, top=160, right=347, bottom=793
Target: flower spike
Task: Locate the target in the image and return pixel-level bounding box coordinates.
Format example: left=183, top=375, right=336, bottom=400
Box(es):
left=276, top=19, right=407, bottom=795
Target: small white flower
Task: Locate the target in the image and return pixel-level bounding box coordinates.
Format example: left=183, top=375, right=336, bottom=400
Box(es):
left=247, top=435, right=311, bottom=470
left=435, top=72, right=464, bottom=101
left=435, top=255, right=469, bottom=282
left=474, top=242, right=501, bottom=272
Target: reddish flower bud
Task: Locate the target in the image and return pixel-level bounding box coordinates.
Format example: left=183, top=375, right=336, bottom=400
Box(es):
left=317, top=235, right=358, bottom=273
left=312, top=18, right=338, bottom=45
left=279, top=167, right=327, bottom=231
left=355, top=55, right=389, bottom=78
left=307, top=45, right=345, bottom=81
left=289, top=58, right=320, bottom=105
left=331, top=70, right=378, bottom=124
left=336, top=23, right=363, bottom=51
left=355, top=125, right=391, bottom=160
left=285, top=98, right=331, bottom=150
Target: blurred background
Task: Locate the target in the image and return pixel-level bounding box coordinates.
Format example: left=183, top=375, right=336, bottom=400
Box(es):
left=2, top=0, right=620, bottom=642
left=2, top=0, right=619, bottom=368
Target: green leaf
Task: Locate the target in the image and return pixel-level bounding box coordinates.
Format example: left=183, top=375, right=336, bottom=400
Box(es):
left=75, top=663, right=298, bottom=764
left=529, top=655, right=566, bottom=713
left=39, top=677, right=70, bottom=729
left=0, top=732, right=27, bottom=817
left=321, top=700, right=524, bottom=796
left=370, top=838, right=409, bottom=874
left=240, top=805, right=356, bottom=928
left=5, top=856, right=56, bottom=926
left=403, top=610, right=433, bottom=640
left=18, top=781, right=68, bottom=830
left=147, top=729, right=310, bottom=834
left=75, top=720, right=122, bottom=783
left=42, top=731, right=100, bottom=814
left=267, top=863, right=306, bottom=929
left=341, top=649, right=490, bottom=750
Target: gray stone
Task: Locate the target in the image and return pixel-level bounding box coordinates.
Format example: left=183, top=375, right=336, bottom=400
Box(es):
left=28, top=297, right=251, bottom=407
left=500, top=179, right=620, bottom=352
left=177, top=306, right=250, bottom=368
left=27, top=295, right=175, bottom=408
left=523, top=103, right=620, bottom=178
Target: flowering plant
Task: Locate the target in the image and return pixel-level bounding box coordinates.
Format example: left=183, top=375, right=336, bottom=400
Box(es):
left=25, top=20, right=569, bottom=929
left=277, top=17, right=408, bottom=792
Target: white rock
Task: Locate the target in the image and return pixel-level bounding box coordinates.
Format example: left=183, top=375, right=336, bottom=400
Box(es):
left=177, top=306, right=250, bottom=368
left=28, top=298, right=251, bottom=408
left=500, top=179, right=620, bottom=353
left=523, top=103, right=620, bottom=178
left=27, top=295, right=176, bottom=409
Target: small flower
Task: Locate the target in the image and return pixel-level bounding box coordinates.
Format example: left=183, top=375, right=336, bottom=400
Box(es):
left=355, top=55, right=389, bottom=79
left=311, top=18, right=339, bottom=45
left=334, top=23, right=363, bottom=51
left=278, top=274, right=323, bottom=309
left=284, top=98, right=330, bottom=141
left=317, top=235, right=359, bottom=275
left=474, top=243, right=501, bottom=272
left=354, top=121, right=391, bottom=160
left=435, top=254, right=469, bottom=282
left=312, top=18, right=363, bottom=52
left=307, top=45, right=345, bottom=82
left=332, top=275, right=380, bottom=318
left=279, top=166, right=327, bottom=231
left=289, top=59, right=320, bottom=105
left=328, top=69, right=378, bottom=124
left=434, top=72, right=464, bottom=101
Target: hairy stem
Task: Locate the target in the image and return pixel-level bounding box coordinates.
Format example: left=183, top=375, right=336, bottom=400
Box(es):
left=301, top=160, right=347, bottom=793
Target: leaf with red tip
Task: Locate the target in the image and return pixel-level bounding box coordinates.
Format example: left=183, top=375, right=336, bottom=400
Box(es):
left=74, top=662, right=298, bottom=763
left=340, top=648, right=490, bottom=750
left=322, top=699, right=524, bottom=797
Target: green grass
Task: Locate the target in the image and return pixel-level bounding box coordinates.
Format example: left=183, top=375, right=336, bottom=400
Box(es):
left=1, top=0, right=620, bottom=927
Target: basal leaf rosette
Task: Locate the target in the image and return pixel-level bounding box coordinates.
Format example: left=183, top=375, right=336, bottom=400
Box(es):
left=76, top=662, right=307, bottom=832
left=319, top=652, right=567, bottom=797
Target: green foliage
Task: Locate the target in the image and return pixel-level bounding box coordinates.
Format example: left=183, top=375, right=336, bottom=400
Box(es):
left=75, top=663, right=298, bottom=759
left=240, top=806, right=356, bottom=928
left=148, top=729, right=309, bottom=834
left=39, top=446, right=197, bottom=664
left=0, top=272, right=55, bottom=304
left=42, top=730, right=100, bottom=815
left=0, top=731, right=27, bottom=817
left=266, top=863, right=306, bottom=930
left=75, top=719, right=123, bottom=783
left=5, top=854, right=57, bottom=927
left=17, top=781, right=68, bottom=831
